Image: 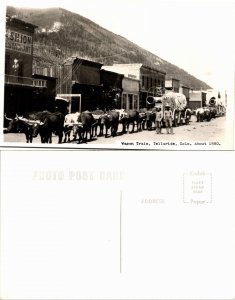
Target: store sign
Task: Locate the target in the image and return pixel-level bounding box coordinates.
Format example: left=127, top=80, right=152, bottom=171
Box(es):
left=128, top=74, right=137, bottom=79
left=5, top=29, right=32, bottom=55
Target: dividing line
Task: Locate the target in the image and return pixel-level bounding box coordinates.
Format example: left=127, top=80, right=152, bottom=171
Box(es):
left=120, top=189, right=122, bottom=273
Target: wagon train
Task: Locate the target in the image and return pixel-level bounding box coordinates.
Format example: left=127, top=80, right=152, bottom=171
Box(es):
left=4, top=90, right=226, bottom=144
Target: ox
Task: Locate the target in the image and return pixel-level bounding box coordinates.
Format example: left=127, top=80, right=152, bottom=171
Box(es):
left=63, top=112, right=80, bottom=143
left=208, top=107, right=217, bottom=119
left=115, top=109, right=126, bottom=120
left=196, top=107, right=211, bottom=122
left=32, top=111, right=65, bottom=143
left=91, top=110, right=105, bottom=137
left=180, top=108, right=192, bottom=125
left=138, top=111, right=147, bottom=131
left=76, top=111, right=98, bottom=142
left=120, top=110, right=140, bottom=133
left=4, top=114, right=43, bottom=143
left=100, top=110, right=120, bottom=138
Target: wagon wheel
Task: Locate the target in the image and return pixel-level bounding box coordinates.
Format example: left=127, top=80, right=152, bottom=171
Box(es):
left=179, top=112, right=183, bottom=126
left=185, top=111, right=191, bottom=125
left=174, top=112, right=179, bottom=127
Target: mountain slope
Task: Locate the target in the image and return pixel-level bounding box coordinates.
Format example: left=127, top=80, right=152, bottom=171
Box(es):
left=7, top=6, right=211, bottom=90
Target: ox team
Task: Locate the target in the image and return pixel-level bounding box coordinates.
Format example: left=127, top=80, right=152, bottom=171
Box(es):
left=4, top=90, right=225, bottom=143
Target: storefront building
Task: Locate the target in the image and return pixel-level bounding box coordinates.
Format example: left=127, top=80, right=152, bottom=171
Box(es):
left=60, top=57, right=103, bottom=112
left=121, top=77, right=140, bottom=110
left=4, top=16, right=47, bottom=122
left=101, top=63, right=166, bottom=109
left=100, top=69, right=123, bottom=110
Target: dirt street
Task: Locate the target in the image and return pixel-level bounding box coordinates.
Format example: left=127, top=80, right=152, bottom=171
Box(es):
left=3, top=116, right=230, bottom=149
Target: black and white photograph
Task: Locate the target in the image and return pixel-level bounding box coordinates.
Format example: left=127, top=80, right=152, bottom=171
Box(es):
left=1, top=2, right=235, bottom=300
left=0, top=0, right=234, bottom=149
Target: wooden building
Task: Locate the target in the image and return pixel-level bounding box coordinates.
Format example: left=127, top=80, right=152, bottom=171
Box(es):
left=32, top=74, right=57, bottom=112
left=100, top=69, right=124, bottom=110
left=60, top=57, right=103, bottom=112
left=4, top=16, right=47, bottom=121
left=121, top=77, right=140, bottom=110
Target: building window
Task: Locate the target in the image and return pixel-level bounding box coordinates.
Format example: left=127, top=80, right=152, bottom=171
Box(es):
left=146, top=77, right=149, bottom=89
left=133, top=94, right=139, bottom=110
left=142, top=76, right=145, bottom=88
left=128, top=94, right=133, bottom=110
left=43, top=68, right=48, bottom=76
left=122, top=93, right=127, bottom=109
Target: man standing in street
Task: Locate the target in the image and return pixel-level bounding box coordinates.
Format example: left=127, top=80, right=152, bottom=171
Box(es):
left=155, top=106, right=163, bottom=134
left=164, top=104, right=173, bottom=134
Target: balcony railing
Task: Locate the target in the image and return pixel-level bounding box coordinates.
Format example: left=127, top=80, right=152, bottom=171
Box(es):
left=5, top=74, right=47, bottom=88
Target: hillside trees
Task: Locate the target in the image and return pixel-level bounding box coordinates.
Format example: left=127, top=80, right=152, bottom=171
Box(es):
left=7, top=6, right=211, bottom=90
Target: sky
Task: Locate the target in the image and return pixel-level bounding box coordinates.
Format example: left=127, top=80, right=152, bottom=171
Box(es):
left=1, top=0, right=235, bottom=97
